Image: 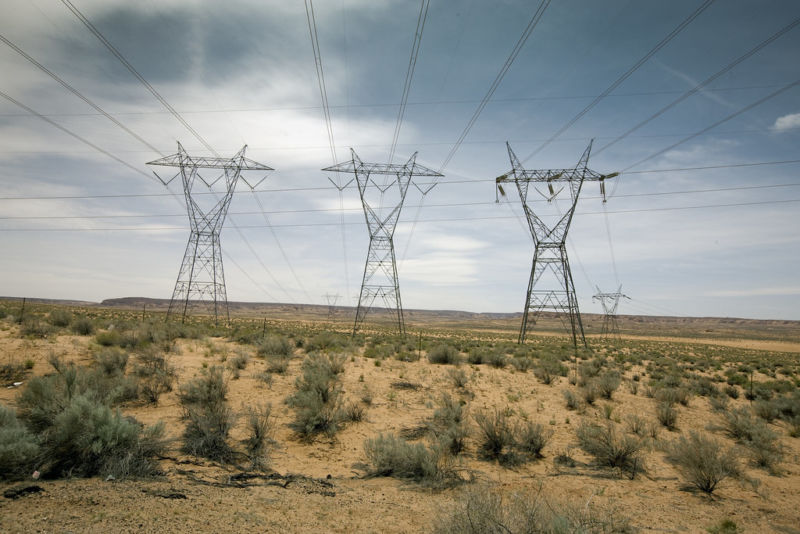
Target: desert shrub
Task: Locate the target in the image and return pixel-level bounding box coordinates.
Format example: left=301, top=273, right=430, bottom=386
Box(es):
left=133, top=348, right=176, bottom=404
left=364, top=433, right=454, bottom=485
left=287, top=354, right=343, bottom=438
left=509, top=356, right=534, bottom=372
left=753, top=399, right=779, bottom=423
left=575, top=421, right=643, bottom=477
left=625, top=414, right=648, bottom=436
left=430, top=394, right=468, bottom=456
left=515, top=421, right=552, bottom=458
left=227, top=351, right=250, bottom=378
left=707, top=519, right=740, bottom=534
left=467, top=347, right=490, bottom=365
left=657, top=402, right=678, bottom=430
left=427, top=344, right=460, bottom=365
left=265, top=354, right=290, bottom=374
left=596, top=371, right=621, bottom=399
left=665, top=431, right=739, bottom=494
left=724, top=385, right=739, bottom=399
left=656, top=387, right=691, bottom=407
left=0, top=405, right=41, bottom=480
left=432, top=485, right=631, bottom=534
left=94, top=347, right=129, bottom=376
left=95, top=329, right=124, bottom=347
left=257, top=335, right=293, bottom=357
left=20, top=318, right=54, bottom=338
left=242, top=403, right=273, bottom=470
left=485, top=351, right=507, bottom=368
left=719, top=407, right=783, bottom=472
left=71, top=316, right=95, bottom=336
left=690, top=376, right=719, bottom=398
left=305, top=331, right=349, bottom=352
left=710, top=395, right=730, bottom=412
left=343, top=401, right=366, bottom=423
left=179, top=366, right=235, bottom=462
left=447, top=368, right=469, bottom=389
left=581, top=382, right=599, bottom=405
left=0, top=361, right=28, bottom=383
left=44, top=394, right=166, bottom=478
left=48, top=309, right=73, bottom=328
left=474, top=409, right=518, bottom=464
left=563, top=389, right=581, bottom=411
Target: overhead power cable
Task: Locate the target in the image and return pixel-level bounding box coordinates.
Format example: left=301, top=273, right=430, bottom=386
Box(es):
left=0, top=33, right=163, bottom=156
left=304, top=0, right=351, bottom=304
left=595, top=16, right=800, bottom=157
left=60, top=0, right=218, bottom=157
left=389, top=0, right=430, bottom=164
left=0, top=90, right=156, bottom=182
left=523, top=0, right=716, bottom=162
left=623, top=78, right=800, bottom=172
left=61, top=0, right=309, bottom=303
left=4, top=197, right=798, bottom=232
left=439, top=0, right=550, bottom=172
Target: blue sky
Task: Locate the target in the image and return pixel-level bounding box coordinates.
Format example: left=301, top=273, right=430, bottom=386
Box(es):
left=0, top=0, right=799, bottom=320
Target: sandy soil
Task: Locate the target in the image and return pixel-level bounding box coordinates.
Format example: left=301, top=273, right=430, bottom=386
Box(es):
left=1, top=324, right=799, bottom=533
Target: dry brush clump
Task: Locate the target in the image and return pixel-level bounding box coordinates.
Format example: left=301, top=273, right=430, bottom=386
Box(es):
left=427, top=344, right=461, bottom=365
left=718, top=406, right=783, bottom=472
left=575, top=421, right=644, bottom=478
left=363, top=433, right=461, bottom=487
left=665, top=431, right=740, bottom=494
left=473, top=409, right=553, bottom=466
left=287, top=353, right=346, bottom=439
left=432, top=485, right=632, bottom=534
left=179, top=366, right=236, bottom=462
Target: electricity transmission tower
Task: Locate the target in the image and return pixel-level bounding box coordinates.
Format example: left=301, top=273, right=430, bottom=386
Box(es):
left=323, top=149, right=442, bottom=335
left=496, top=140, right=618, bottom=347
left=593, top=286, right=629, bottom=340
left=323, top=293, right=341, bottom=322
left=148, top=142, right=273, bottom=324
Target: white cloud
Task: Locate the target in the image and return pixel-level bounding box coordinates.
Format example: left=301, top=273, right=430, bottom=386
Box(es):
left=771, top=113, right=800, bottom=132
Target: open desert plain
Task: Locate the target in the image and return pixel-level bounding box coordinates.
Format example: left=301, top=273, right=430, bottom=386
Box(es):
left=1, top=299, right=799, bottom=533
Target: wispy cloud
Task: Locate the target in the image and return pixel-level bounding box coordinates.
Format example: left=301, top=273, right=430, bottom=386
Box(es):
left=771, top=112, right=800, bottom=132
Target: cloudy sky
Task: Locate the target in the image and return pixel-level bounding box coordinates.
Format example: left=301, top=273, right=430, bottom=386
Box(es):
left=0, top=0, right=798, bottom=320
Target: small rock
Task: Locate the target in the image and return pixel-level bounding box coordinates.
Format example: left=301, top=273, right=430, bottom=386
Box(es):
left=4, top=485, right=44, bottom=499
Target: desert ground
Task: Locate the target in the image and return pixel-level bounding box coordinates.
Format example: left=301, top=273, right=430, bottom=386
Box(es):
left=1, top=298, right=799, bottom=533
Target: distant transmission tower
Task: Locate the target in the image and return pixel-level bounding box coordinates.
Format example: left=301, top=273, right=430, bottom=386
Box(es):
left=593, top=286, right=629, bottom=340
left=148, top=143, right=273, bottom=324
left=496, top=141, right=618, bottom=347
left=323, top=149, right=442, bottom=335
left=323, top=293, right=341, bottom=322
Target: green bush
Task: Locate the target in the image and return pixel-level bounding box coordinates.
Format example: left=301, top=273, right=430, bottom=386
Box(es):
left=94, top=347, right=129, bottom=376
left=242, top=403, right=273, bottom=471
left=430, top=394, right=468, bottom=456
left=575, top=421, right=643, bottom=477
left=179, top=366, right=235, bottom=462
left=71, top=316, right=95, bottom=336
left=364, top=433, right=452, bottom=485
left=474, top=409, right=516, bottom=463
left=666, top=431, right=739, bottom=494
left=20, top=318, right=54, bottom=338
left=0, top=405, right=41, bottom=480
left=44, top=394, right=165, bottom=478
left=287, top=354, right=343, bottom=438
left=515, top=421, right=552, bottom=458
left=133, top=348, right=176, bottom=404
left=48, top=309, right=73, bottom=328
left=596, top=371, right=621, bottom=399
left=257, top=335, right=293, bottom=357
left=719, top=407, right=783, bottom=472
left=427, top=344, right=460, bottom=365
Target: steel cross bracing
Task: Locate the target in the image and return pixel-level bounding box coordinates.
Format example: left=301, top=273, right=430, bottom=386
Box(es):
left=147, top=143, right=273, bottom=324
left=593, top=285, right=630, bottom=340
left=496, top=141, right=618, bottom=347
left=323, top=149, right=442, bottom=335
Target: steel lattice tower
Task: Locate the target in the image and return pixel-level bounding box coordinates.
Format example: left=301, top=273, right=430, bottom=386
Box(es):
left=147, top=143, right=273, bottom=324
left=323, top=149, right=442, bottom=335
left=593, top=286, right=629, bottom=340
left=496, top=141, right=618, bottom=346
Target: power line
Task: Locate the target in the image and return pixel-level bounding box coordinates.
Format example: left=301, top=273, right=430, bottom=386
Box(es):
left=389, top=0, right=430, bottom=164
left=0, top=33, right=163, bottom=156
left=4, top=197, right=798, bottom=231
left=439, top=0, right=550, bottom=172
left=0, top=83, right=788, bottom=119
left=304, top=0, right=337, bottom=164
left=622, top=78, right=800, bottom=172
left=595, top=15, right=800, bottom=157
left=523, top=0, right=716, bottom=162
left=60, top=0, right=218, bottom=156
